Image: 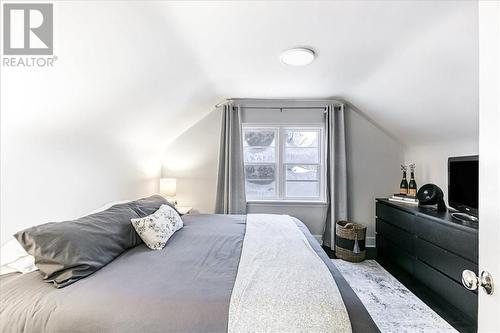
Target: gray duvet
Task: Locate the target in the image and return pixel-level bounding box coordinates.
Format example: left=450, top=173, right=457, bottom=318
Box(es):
left=0, top=214, right=378, bottom=333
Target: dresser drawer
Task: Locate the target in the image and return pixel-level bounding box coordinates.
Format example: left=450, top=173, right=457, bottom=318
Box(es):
left=415, top=217, right=478, bottom=263
left=414, top=260, right=477, bottom=320
left=376, top=202, right=414, bottom=233
left=376, top=218, right=415, bottom=254
left=415, top=238, right=478, bottom=285
left=377, top=234, right=415, bottom=275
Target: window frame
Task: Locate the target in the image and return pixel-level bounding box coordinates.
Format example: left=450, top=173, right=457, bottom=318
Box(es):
left=243, top=123, right=327, bottom=203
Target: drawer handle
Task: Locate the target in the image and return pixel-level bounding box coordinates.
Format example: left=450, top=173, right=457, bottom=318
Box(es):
left=462, top=270, right=494, bottom=295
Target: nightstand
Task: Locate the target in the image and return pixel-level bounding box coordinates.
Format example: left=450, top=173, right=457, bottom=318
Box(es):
left=176, top=206, right=193, bottom=215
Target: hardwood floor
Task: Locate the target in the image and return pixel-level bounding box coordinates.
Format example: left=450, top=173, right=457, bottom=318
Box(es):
left=322, top=246, right=476, bottom=333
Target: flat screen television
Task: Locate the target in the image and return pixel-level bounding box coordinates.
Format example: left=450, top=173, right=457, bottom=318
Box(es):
left=448, top=155, right=479, bottom=217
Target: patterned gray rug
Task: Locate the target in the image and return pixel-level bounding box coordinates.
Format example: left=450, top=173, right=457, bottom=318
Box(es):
left=332, top=260, right=457, bottom=333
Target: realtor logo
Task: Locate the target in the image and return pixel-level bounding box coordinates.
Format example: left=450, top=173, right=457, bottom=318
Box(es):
left=3, top=3, right=53, bottom=55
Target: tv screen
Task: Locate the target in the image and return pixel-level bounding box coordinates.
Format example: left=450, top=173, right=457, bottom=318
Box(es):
left=448, top=156, right=479, bottom=216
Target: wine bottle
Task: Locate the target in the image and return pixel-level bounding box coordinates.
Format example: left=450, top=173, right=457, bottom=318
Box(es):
left=400, top=165, right=409, bottom=195
left=408, top=164, right=417, bottom=196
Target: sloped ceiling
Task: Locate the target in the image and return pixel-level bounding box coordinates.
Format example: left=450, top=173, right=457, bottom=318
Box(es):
left=2, top=0, right=478, bottom=156
left=162, top=0, right=478, bottom=146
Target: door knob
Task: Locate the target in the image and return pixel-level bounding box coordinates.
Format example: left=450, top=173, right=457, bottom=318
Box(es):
left=462, top=270, right=494, bottom=295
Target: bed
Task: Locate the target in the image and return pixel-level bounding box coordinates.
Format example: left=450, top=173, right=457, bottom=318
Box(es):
left=0, top=201, right=378, bottom=332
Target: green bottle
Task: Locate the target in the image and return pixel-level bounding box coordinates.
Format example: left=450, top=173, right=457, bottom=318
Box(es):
left=400, top=165, right=408, bottom=195
left=408, top=164, right=417, bottom=197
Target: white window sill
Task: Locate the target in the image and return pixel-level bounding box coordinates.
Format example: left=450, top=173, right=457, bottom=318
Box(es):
left=247, top=200, right=328, bottom=207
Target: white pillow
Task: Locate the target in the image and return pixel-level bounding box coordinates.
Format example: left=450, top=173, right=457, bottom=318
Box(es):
left=0, top=237, right=38, bottom=275
left=131, top=204, right=183, bottom=250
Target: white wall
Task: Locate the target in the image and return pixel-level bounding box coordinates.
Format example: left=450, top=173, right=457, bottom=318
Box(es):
left=162, top=106, right=404, bottom=246
left=478, top=1, right=500, bottom=330
left=0, top=3, right=183, bottom=245
left=345, top=109, right=404, bottom=246
left=404, top=138, right=478, bottom=203
left=161, top=108, right=329, bottom=242
left=0, top=2, right=229, bottom=245
left=162, top=110, right=222, bottom=214
left=0, top=117, right=161, bottom=245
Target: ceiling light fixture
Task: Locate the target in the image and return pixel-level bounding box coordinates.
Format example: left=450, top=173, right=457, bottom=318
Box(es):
left=280, top=48, right=316, bottom=66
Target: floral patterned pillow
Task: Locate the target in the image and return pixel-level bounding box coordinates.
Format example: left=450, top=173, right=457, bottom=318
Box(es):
left=131, top=204, right=183, bottom=250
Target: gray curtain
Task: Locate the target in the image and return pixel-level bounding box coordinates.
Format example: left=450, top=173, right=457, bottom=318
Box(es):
left=215, top=104, right=247, bottom=214
left=323, top=104, right=348, bottom=248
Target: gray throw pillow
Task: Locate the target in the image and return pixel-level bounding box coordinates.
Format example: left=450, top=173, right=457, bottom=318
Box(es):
left=130, top=195, right=178, bottom=216
left=14, top=195, right=167, bottom=288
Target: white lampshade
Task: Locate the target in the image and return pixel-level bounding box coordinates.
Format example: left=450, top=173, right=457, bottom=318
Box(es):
left=160, top=178, right=177, bottom=198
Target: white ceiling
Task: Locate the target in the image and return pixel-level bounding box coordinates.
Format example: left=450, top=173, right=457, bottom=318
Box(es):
left=2, top=1, right=479, bottom=155
left=162, top=0, right=479, bottom=146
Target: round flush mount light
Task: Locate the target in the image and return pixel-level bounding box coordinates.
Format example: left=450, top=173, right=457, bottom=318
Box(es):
left=280, top=48, right=316, bottom=66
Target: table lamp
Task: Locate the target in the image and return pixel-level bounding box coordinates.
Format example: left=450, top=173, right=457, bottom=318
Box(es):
left=160, top=178, right=177, bottom=206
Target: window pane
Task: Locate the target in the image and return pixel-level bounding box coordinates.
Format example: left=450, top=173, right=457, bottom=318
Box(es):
left=244, top=147, right=275, bottom=163
left=286, top=165, right=319, bottom=181
left=286, top=181, right=320, bottom=198
left=242, top=126, right=324, bottom=201
left=284, top=148, right=319, bottom=163
left=243, top=129, right=276, bottom=147
left=285, top=130, right=318, bottom=147
left=245, top=165, right=276, bottom=199
left=246, top=181, right=276, bottom=199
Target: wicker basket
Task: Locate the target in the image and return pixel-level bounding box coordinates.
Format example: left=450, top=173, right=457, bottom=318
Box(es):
left=335, top=220, right=367, bottom=262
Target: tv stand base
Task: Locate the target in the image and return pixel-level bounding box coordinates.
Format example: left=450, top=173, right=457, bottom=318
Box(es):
left=451, top=212, right=479, bottom=224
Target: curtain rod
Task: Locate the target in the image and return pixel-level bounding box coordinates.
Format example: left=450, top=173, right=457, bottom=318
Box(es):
left=214, top=99, right=344, bottom=108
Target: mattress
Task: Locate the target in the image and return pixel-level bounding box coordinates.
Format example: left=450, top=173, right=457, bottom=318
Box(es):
left=0, top=214, right=378, bottom=333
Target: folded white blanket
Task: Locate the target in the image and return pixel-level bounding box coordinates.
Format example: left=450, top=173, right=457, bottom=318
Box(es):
left=229, top=214, right=352, bottom=333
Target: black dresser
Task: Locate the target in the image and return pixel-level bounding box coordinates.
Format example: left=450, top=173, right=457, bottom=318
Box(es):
left=375, top=199, right=478, bottom=322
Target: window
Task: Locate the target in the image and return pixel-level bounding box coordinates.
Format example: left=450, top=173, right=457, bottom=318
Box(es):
left=243, top=125, right=325, bottom=202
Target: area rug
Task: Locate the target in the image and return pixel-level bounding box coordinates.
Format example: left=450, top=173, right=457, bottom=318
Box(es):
left=332, top=259, right=457, bottom=333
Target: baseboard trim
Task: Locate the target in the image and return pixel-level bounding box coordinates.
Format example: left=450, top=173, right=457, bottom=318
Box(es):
left=313, top=235, right=323, bottom=245
left=321, top=236, right=375, bottom=248
left=314, top=236, right=376, bottom=249
left=321, top=245, right=377, bottom=260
